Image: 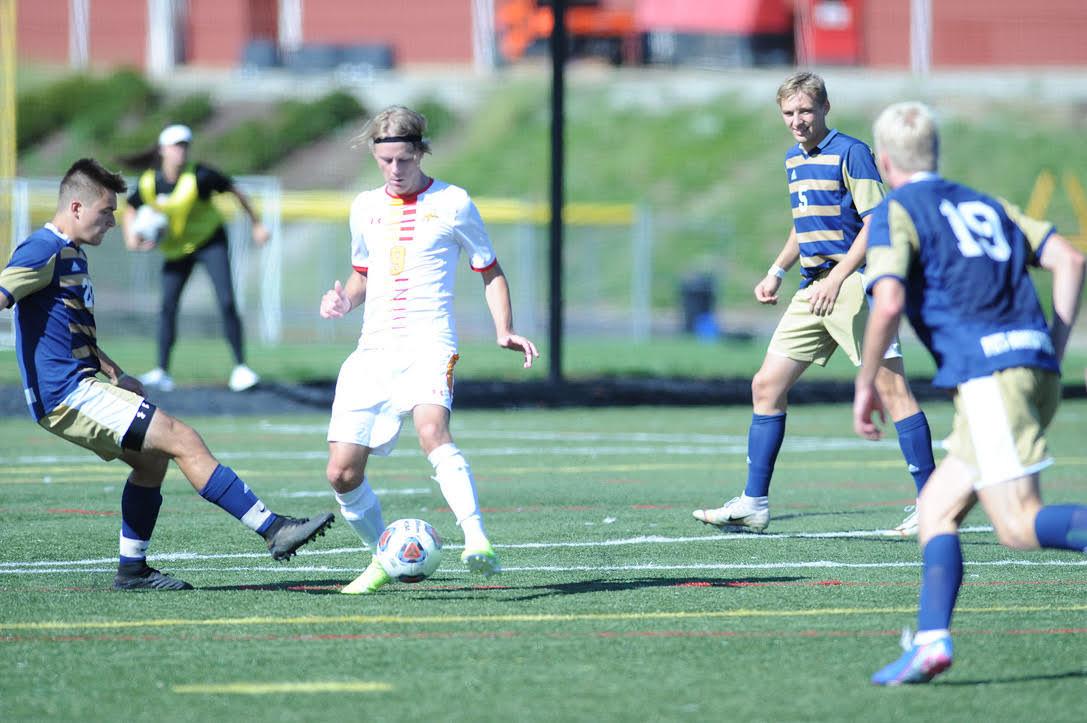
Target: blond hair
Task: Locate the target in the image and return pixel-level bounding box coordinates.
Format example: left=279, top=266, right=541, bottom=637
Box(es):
left=776, top=71, right=828, bottom=108
left=872, top=101, right=939, bottom=174
left=353, top=105, right=431, bottom=156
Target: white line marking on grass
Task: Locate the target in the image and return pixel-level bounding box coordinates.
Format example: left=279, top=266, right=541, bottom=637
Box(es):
left=173, top=681, right=392, bottom=695
left=10, top=525, right=1087, bottom=577
left=6, top=559, right=1087, bottom=577
left=280, top=488, right=431, bottom=498
left=0, top=528, right=990, bottom=571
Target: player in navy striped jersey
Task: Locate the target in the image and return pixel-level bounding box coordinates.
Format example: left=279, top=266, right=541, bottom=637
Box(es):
left=694, top=72, right=935, bottom=535
left=855, top=101, right=1087, bottom=685
left=0, top=159, right=333, bottom=590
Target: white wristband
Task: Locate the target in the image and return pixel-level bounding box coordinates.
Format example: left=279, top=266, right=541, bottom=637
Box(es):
left=768, top=264, right=786, bottom=279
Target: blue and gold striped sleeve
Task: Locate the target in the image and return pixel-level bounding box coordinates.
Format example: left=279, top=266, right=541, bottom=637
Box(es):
left=842, top=144, right=886, bottom=217
left=0, top=253, right=56, bottom=304
left=865, top=199, right=917, bottom=290
left=998, top=198, right=1056, bottom=263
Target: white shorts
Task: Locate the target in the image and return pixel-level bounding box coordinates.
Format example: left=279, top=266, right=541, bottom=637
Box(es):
left=327, top=346, right=459, bottom=456
left=38, top=377, right=156, bottom=461
left=945, top=368, right=1059, bottom=489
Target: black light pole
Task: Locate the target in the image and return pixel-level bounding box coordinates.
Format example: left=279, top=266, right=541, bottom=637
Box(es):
left=548, top=0, right=566, bottom=384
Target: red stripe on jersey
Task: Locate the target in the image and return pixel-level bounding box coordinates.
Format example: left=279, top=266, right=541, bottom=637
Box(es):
left=472, top=258, right=498, bottom=272
left=383, top=178, right=434, bottom=203
left=353, top=265, right=368, bottom=273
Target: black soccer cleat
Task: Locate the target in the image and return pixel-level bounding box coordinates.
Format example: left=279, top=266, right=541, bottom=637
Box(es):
left=263, top=513, right=335, bottom=561
left=112, top=562, right=194, bottom=591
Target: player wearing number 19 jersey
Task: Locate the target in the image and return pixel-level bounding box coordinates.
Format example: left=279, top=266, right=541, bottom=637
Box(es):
left=857, top=101, right=1087, bottom=685
left=865, top=173, right=1059, bottom=388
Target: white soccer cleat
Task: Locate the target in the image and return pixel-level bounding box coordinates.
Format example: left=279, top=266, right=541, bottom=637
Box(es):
left=138, top=367, right=175, bottom=392
left=229, top=364, right=260, bottom=392
left=889, top=504, right=919, bottom=536
left=693, top=496, right=770, bottom=533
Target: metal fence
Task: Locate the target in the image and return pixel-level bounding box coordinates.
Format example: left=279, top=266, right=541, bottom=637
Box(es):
left=2, top=177, right=653, bottom=348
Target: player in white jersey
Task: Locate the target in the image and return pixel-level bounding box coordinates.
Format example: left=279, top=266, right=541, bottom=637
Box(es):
left=320, top=106, right=539, bottom=594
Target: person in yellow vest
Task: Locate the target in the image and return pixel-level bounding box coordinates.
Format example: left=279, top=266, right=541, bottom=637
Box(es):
left=122, top=124, right=269, bottom=392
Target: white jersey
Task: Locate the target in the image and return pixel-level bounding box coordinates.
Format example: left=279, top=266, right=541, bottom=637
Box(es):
left=348, top=178, right=496, bottom=351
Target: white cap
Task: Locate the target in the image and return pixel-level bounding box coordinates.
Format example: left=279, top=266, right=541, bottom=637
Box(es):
left=158, top=124, right=193, bottom=147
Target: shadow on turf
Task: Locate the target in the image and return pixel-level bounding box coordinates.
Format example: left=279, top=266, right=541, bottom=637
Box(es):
left=199, top=579, right=350, bottom=593
left=442, top=576, right=806, bottom=602
left=939, top=669, right=1087, bottom=686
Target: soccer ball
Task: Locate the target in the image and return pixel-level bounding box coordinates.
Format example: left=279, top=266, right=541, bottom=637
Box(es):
left=375, top=518, right=442, bottom=583
left=132, top=204, right=168, bottom=243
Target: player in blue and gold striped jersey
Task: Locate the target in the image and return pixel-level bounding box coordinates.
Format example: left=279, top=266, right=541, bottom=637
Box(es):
left=856, top=101, right=1087, bottom=685
left=694, top=72, right=935, bottom=535
left=1, top=159, right=333, bottom=590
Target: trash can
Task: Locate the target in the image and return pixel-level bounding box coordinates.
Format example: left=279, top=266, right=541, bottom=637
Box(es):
left=679, top=273, right=718, bottom=336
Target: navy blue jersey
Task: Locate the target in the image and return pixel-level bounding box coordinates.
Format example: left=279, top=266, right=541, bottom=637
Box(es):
left=0, top=225, right=101, bottom=420
left=786, top=129, right=885, bottom=288
left=866, top=174, right=1057, bottom=388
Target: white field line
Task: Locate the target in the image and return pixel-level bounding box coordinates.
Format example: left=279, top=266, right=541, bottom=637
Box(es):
left=0, top=429, right=900, bottom=466
left=8, top=525, right=1087, bottom=576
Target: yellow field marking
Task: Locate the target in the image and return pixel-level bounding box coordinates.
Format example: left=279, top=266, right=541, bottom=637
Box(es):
left=5, top=604, right=1087, bottom=633
left=172, top=681, right=392, bottom=695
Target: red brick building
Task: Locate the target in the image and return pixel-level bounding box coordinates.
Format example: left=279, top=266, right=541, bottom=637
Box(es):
left=13, top=0, right=1087, bottom=71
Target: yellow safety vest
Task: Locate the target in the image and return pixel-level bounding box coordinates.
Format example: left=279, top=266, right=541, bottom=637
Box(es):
left=138, top=166, right=225, bottom=261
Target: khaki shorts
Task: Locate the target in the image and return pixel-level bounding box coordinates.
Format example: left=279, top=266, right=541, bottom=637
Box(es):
left=944, top=367, right=1060, bottom=488
left=768, top=272, right=867, bottom=366
left=328, top=346, right=459, bottom=456
left=38, top=378, right=155, bottom=461
left=769, top=271, right=903, bottom=366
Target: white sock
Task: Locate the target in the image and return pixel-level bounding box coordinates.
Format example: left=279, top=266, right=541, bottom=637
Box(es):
left=913, top=629, right=950, bottom=646
left=741, top=494, right=769, bottom=511
left=334, top=477, right=385, bottom=549
left=428, top=443, right=487, bottom=545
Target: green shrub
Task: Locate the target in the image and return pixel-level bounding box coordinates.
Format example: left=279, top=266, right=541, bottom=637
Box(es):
left=17, top=69, right=155, bottom=150
left=414, top=98, right=455, bottom=140
left=210, top=91, right=364, bottom=173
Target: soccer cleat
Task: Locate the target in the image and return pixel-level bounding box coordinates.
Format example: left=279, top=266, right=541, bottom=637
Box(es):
left=889, top=504, right=919, bottom=536
left=228, top=364, right=260, bottom=392
left=693, top=496, right=770, bottom=533
left=263, top=513, right=335, bottom=561
left=461, top=540, right=501, bottom=577
left=112, top=562, right=193, bottom=591
left=341, top=557, right=391, bottom=594
left=138, top=367, right=175, bottom=392
left=871, top=636, right=953, bottom=685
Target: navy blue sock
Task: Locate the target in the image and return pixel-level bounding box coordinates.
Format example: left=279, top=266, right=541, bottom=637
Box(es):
left=917, top=533, right=962, bottom=632
left=1034, top=505, right=1087, bottom=552
left=198, top=464, right=276, bottom=534
left=893, top=412, right=935, bottom=494
left=743, top=413, right=786, bottom=498
left=119, top=480, right=162, bottom=565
